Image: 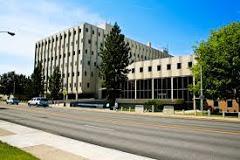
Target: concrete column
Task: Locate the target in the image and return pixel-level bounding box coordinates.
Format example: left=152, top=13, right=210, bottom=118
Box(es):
left=75, top=93, right=78, bottom=100
left=171, top=77, right=173, bottom=101
left=193, top=76, right=196, bottom=110
left=152, top=78, right=154, bottom=99
left=134, top=80, right=137, bottom=99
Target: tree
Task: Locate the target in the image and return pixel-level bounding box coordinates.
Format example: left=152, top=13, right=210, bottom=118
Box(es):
left=48, top=66, right=62, bottom=100
left=193, top=22, right=240, bottom=103
left=99, top=23, right=131, bottom=106
left=0, top=72, right=33, bottom=100
left=31, top=63, right=44, bottom=97
left=0, top=71, right=15, bottom=96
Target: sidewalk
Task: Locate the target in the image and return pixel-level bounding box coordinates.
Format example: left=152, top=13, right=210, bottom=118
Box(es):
left=0, top=120, right=154, bottom=160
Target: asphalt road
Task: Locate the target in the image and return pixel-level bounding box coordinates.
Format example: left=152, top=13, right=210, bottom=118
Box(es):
left=0, top=104, right=240, bottom=160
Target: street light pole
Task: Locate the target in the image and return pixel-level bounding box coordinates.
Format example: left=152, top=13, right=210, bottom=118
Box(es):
left=200, top=64, right=203, bottom=112
left=0, top=31, right=15, bottom=36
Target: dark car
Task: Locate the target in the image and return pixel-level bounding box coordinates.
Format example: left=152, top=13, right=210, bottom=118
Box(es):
left=6, top=98, right=20, bottom=105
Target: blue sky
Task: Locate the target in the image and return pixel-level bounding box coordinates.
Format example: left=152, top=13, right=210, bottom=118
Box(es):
left=0, top=0, right=239, bottom=75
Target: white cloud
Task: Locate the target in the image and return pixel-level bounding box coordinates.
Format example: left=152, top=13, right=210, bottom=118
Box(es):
left=0, top=0, right=105, bottom=75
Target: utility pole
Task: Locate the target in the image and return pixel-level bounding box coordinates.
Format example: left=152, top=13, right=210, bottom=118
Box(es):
left=200, top=64, right=203, bottom=112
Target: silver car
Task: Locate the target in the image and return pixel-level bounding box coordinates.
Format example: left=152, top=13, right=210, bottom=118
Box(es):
left=28, top=97, right=49, bottom=107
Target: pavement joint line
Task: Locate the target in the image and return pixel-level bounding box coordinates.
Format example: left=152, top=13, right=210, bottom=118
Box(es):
left=1, top=106, right=240, bottom=136
left=0, top=120, right=155, bottom=160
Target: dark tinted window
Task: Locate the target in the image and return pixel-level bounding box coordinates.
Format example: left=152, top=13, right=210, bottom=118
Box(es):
left=227, top=100, right=232, bottom=107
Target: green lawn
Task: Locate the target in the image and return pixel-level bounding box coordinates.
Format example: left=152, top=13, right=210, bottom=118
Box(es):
left=0, top=141, right=39, bottom=160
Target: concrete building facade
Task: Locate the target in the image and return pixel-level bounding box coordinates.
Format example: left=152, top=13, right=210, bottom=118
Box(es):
left=34, top=23, right=172, bottom=99
left=120, top=55, right=194, bottom=103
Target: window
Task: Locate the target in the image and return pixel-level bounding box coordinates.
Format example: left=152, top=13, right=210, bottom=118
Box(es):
left=92, top=51, right=94, bottom=55
left=227, top=100, right=232, bottom=108
left=85, top=49, right=88, bottom=54
left=77, top=71, right=80, bottom=76
left=79, top=82, right=82, bottom=87
left=91, top=72, right=93, bottom=77
left=132, top=68, right=135, bottom=73
left=78, top=50, right=80, bottom=54
left=67, top=73, right=70, bottom=77
left=148, top=66, right=152, bottom=72
left=177, top=63, right=181, bottom=69
left=88, top=39, right=91, bottom=44
left=157, top=65, right=161, bottom=71
left=167, top=64, right=171, bottom=70
left=88, top=61, right=90, bottom=65
left=85, top=28, right=88, bottom=32
left=188, top=62, right=192, bottom=68
left=92, top=30, right=94, bottom=34
left=94, top=62, right=97, bottom=66
left=87, top=83, right=90, bottom=88
left=85, top=71, right=87, bottom=76
left=98, top=32, right=100, bottom=36
left=78, top=28, right=81, bottom=33
left=73, top=51, right=75, bottom=55
left=72, top=72, right=74, bottom=76
left=140, top=67, right=143, bottom=72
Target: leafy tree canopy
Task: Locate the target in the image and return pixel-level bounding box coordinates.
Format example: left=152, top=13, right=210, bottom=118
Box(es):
left=193, top=22, right=240, bottom=102
left=48, top=66, right=62, bottom=100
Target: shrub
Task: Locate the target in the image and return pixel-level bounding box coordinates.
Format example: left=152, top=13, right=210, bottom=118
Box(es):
left=144, top=99, right=185, bottom=112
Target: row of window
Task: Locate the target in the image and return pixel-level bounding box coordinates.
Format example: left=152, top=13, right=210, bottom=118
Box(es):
left=66, top=82, right=90, bottom=90
left=36, top=27, right=106, bottom=48
left=131, top=62, right=193, bottom=73
left=36, top=38, right=104, bottom=52
left=37, top=48, right=101, bottom=63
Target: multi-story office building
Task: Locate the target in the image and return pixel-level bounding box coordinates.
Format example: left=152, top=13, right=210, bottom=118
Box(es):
left=34, top=23, right=172, bottom=99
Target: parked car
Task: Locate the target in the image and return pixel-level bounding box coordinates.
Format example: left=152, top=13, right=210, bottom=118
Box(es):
left=28, top=97, right=49, bottom=107
left=6, top=98, right=20, bottom=105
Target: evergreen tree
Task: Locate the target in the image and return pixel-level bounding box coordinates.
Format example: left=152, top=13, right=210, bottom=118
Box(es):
left=31, top=63, right=44, bottom=97
left=99, top=23, right=131, bottom=106
left=48, top=66, right=62, bottom=100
